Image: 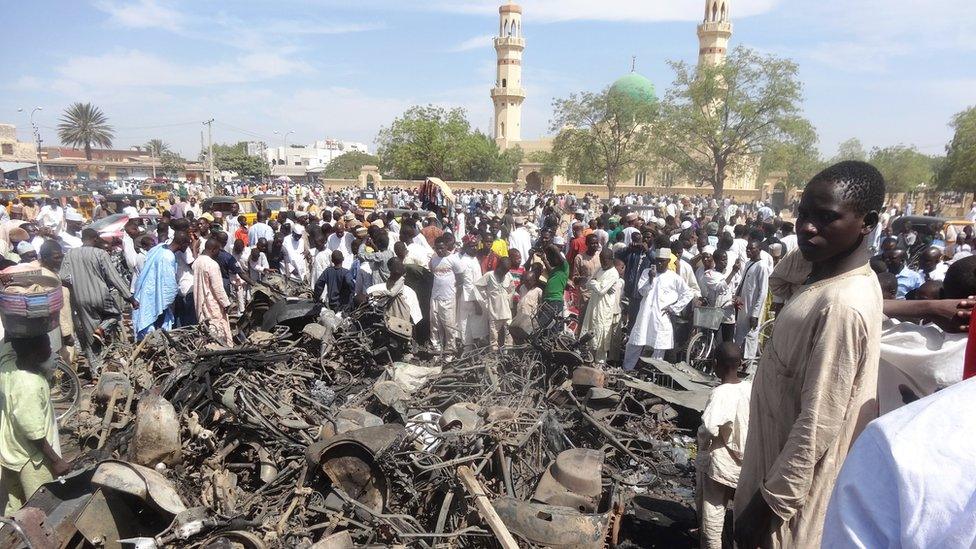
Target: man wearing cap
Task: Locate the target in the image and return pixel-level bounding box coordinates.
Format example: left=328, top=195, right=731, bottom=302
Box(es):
left=59, top=211, right=85, bottom=249
left=624, top=248, right=695, bottom=370
left=60, top=229, right=139, bottom=375
left=282, top=223, right=309, bottom=282
left=622, top=213, right=639, bottom=245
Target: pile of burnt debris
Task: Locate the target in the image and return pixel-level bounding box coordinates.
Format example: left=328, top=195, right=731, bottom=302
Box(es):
left=2, top=282, right=712, bottom=548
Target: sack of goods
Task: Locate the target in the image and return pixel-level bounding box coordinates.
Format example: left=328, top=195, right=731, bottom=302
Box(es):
left=0, top=268, right=63, bottom=337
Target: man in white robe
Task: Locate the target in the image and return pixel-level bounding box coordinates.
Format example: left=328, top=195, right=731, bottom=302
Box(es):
left=734, top=241, right=772, bottom=361
left=457, top=237, right=486, bottom=350
left=580, top=248, right=621, bottom=364
left=622, top=249, right=695, bottom=370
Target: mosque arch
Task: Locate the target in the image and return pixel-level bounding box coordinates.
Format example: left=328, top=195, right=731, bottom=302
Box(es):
left=525, top=171, right=542, bottom=192
left=721, top=2, right=727, bottom=21
left=711, top=1, right=718, bottom=21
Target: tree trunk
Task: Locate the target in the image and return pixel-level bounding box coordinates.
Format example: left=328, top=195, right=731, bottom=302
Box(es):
left=85, top=142, right=92, bottom=161
left=713, top=160, right=725, bottom=199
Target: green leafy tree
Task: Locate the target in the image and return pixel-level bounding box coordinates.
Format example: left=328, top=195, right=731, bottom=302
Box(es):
left=377, top=105, right=518, bottom=181
left=832, top=138, right=867, bottom=163
left=377, top=105, right=472, bottom=180
left=759, top=120, right=824, bottom=190
left=525, top=150, right=563, bottom=179
left=655, top=47, right=808, bottom=198
left=549, top=89, right=657, bottom=196
left=144, top=138, right=170, bottom=158
left=57, top=102, right=114, bottom=160
left=322, top=151, right=382, bottom=179
left=869, top=145, right=937, bottom=192
left=210, top=142, right=270, bottom=179
left=160, top=151, right=185, bottom=178
left=937, top=106, right=976, bottom=191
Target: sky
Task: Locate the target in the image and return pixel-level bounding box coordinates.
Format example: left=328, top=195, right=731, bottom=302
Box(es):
left=2, top=0, right=974, bottom=160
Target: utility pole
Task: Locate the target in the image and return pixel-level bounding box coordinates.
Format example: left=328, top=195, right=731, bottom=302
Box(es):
left=150, top=147, right=156, bottom=179
left=17, top=107, right=44, bottom=181
left=204, top=118, right=215, bottom=194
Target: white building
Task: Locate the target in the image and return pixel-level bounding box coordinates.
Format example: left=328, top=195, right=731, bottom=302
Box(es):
left=265, top=139, right=369, bottom=172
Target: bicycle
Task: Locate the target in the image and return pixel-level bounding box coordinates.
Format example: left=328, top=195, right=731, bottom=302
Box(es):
left=685, top=306, right=725, bottom=375
left=51, top=358, right=82, bottom=425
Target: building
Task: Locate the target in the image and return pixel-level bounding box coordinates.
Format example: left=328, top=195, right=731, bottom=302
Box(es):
left=494, top=0, right=757, bottom=194
left=36, top=146, right=205, bottom=182
left=266, top=139, right=370, bottom=182
left=0, top=124, right=42, bottom=181
left=492, top=2, right=525, bottom=149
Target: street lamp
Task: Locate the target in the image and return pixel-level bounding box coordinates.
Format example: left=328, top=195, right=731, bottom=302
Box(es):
left=16, top=107, right=43, bottom=181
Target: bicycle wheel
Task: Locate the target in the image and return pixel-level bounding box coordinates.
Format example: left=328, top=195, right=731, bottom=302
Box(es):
left=50, top=359, right=81, bottom=424
left=686, top=330, right=715, bottom=374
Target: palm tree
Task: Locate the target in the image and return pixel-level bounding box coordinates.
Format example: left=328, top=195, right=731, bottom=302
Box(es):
left=57, top=102, right=114, bottom=160
left=145, top=138, right=170, bottom=157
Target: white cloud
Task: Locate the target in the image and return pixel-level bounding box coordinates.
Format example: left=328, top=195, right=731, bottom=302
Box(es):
left=783, top=0, right=975, bottom=72
left=57, top=50, right=312, bottom=88
left=92, top=0, right=183, bottom=32
left=406, top=0, right=780, bottom=22
left=451, top=34, right=494, bottom=52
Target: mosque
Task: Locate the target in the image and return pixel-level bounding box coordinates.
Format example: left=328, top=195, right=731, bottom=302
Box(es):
left=490, top=0, right=759, bottom=195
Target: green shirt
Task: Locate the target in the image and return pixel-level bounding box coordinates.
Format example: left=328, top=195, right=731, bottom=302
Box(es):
left=543, top=261, right=570, bottom=302
left=0, top=343, right=55, bottom=470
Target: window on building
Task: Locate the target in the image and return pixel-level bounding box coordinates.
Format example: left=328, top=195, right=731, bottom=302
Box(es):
left=635, top=171, right=647, bottom=187
left=502, top=78, right=507, bottom=88
left=294, top=161, right=301, bottom=166
left=500, top=122, right=506, bottom=138
left=1, top=144, right=12, bottom=155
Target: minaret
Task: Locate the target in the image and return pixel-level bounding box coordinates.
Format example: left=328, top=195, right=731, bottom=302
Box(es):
left=491, top=1, right=525, bottom=149
left=697, top=0, right=732, bottom=66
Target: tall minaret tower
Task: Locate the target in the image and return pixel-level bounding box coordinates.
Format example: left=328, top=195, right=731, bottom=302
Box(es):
left=492, top=1, right=525, bottom=149
left=697, top=0, right=732, bottom=66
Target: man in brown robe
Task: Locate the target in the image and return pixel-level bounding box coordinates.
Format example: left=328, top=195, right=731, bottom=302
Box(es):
left=733, top=161, right=886, bottom=548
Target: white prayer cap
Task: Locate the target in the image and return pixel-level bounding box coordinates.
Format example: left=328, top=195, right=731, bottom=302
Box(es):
left=292, top=224, right=306, bottom=236
left=16, top=241, right=35, bottom=255
left=680, top=220, right=692, bottom=230
left=66, top=211, right=84, bottom=222
left=656, top=248, right=671, bottom=260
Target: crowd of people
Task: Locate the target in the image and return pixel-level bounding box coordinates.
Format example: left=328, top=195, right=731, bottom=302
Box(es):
left=0, top=168, right=975, bottom=547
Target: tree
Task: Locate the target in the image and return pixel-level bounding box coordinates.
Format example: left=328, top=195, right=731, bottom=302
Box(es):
left=832, top=138, right=867, bottom=163
left=321, top=151, right=381, bottom=179
left=758, top=119, right=824, bottom=190
left=869, top=145, right=937, bottom=192
left=549, top=89, right=657, bottom=196
left=144, top=138, right=171, bottom=158
left=655, top=47, right=809, bottom=198
left=211, top=142, right=269, bottom=179
left=458, top=135, right=523, bottom=182
left=377, top=105, right=518, bottom=181
left=526, top=150, right=563, bottom=179
left=936, top=106, right=976, bottom=191
left=57, top=102, right=114, bottom=160
left=160, top=151, right=185, bottom=178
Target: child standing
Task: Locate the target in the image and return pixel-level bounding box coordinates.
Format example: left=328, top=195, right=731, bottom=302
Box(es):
left=475, top=257, right=516, bottom=349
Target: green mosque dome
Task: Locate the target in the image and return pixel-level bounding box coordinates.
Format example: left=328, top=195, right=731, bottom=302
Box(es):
left=609, top=72, right=657, bottom=104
